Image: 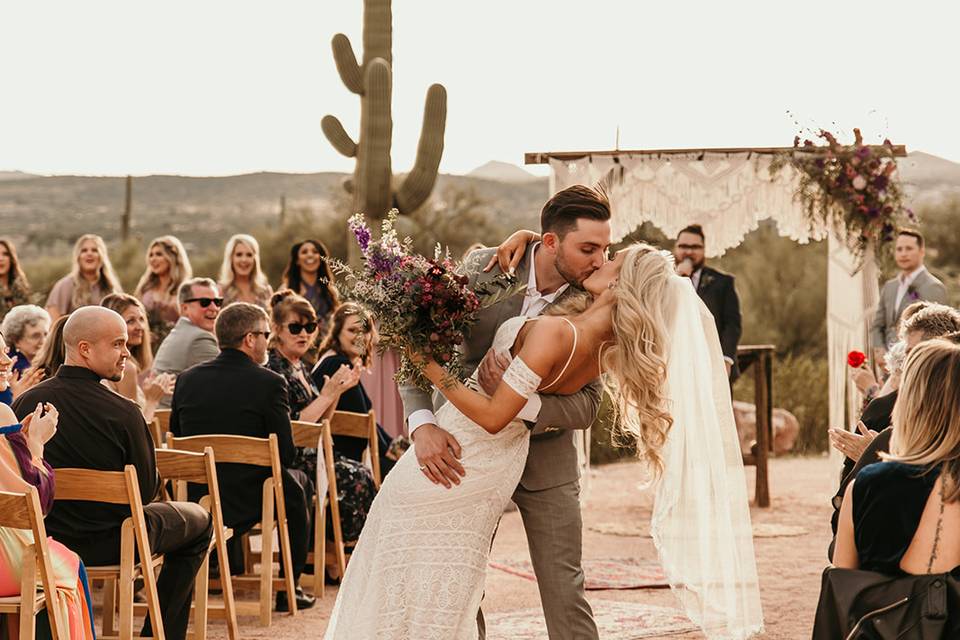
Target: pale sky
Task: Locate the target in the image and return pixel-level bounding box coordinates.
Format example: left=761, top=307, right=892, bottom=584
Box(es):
left=2, top=1, right=958, bottom=177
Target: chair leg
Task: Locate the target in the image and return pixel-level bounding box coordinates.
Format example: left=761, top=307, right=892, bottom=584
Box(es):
left=314, top=498, right=324, bottom=598
left=119, top=565, right=134, bottom=640
left=194, top=552, right=209, bottom=640
left=19, top=548, right=36, bottom=640
left=102, top=577, right=118, bottom=638
left=259, top=480, right=275, bottom=627
left=215, top=535, right=240, bottom=640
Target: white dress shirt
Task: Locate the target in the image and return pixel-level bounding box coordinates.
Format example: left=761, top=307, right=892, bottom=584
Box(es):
left=408, top=244, right=566, bottom=434
left=895, top=265, right=927, bottom=310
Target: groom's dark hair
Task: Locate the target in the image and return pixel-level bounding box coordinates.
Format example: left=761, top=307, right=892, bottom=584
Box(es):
left=540, top=185, right=610, bottom=239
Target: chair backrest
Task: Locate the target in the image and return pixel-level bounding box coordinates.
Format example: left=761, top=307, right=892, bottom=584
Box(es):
left=290, top=420, right=326, bottom=450
left=0, top=488, right=64, bottom=639
left=330, top=410, right=380, bottom=485
left=155, top=448, right=209, bottom=485
left=166, top=433, right=279, bottom=469
left=54, top=466, right=137, bottom=505
left=154, top=409, right=172, bottom=434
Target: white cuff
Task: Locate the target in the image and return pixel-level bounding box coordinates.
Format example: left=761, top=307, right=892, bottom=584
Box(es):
left=723, top=356, right=734, bottom=365
left=407, top=409, right=438, bottom=437
left=516, top=393, right=542, bottom=423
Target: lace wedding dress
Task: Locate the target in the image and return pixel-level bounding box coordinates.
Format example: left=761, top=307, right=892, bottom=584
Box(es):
left=324, top=316, right=540, bottom=640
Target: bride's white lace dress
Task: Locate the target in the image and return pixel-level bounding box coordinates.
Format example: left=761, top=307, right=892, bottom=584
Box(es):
left=324, top=316, right=535, bottom=640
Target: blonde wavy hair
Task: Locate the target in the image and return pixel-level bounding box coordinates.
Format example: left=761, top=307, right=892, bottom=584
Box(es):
left=886, top=339, right=960, bottom=503
left=219, top=234, right=272, bottom=299
left=600, top=244, right=676, bottom=476
left=134, top=235, right=193, bottom=297
left=69, top=234, right=122, bottom=309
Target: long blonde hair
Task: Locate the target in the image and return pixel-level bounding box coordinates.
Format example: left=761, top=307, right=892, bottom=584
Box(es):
left=219, top=234, right=271, bottom=299
left=134, top=235, right=193, bottom=298
left=69, top=234, right=121, bottom=309
left=601, top=244, right=676, bottom=476
left=887, top=339, right=960, bottom=502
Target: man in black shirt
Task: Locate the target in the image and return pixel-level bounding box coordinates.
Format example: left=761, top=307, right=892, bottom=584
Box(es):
left=14, top=306, right=212, bottom=640
left=170, top=301, right=316, bottom=612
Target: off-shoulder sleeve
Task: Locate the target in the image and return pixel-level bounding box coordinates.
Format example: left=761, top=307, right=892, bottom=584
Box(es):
left=502, top=356, right=542, bottom=398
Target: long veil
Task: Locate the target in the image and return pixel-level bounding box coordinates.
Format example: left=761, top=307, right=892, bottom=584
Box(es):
left=649, top=275, right=764, bottom=639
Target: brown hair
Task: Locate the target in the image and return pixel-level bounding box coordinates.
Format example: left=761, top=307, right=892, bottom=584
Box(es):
left=677, top=224, right=705, bottom=243
left=0, top=238, right=30, bottom=293
left=540, top=185, right=611, bottom=239
left=887, top=339, right=960, bottom=502
left=101, top=293, right=154, bottom=371
left=317, top=302, right=374, bottom=368
left=215, top=302, right=269, bottom=350
left=268, top=289, right=318, bottom=349
left=897, top=228, right=925, bottom=249
left=34, top=314, right=69, bottom=378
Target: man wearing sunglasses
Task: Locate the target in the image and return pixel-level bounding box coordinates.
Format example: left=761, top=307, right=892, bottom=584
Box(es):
left=153, top=277, right=223, bottom=408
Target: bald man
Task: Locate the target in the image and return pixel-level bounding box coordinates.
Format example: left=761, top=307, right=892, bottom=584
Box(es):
left=13, top=306, right=213, bottom=640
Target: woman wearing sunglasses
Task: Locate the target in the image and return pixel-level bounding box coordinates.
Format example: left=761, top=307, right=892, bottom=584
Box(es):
left=265, top=290, right=374, bottom=582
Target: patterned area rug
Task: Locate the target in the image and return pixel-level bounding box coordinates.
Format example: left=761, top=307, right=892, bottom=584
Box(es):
left=486, top=600, right=697, bottom=639
left=488, top=557, right=668, bottom=590
left=588, top=521, right=808, bottom=538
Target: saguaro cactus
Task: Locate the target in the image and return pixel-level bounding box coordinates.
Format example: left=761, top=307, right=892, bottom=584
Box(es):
left=322, top=0, right=447, bottom=220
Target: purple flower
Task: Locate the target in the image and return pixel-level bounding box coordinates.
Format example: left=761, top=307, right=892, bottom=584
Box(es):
left=856, top=147, right=872, bottom=159
left=348, top=215, right=372, bottom=254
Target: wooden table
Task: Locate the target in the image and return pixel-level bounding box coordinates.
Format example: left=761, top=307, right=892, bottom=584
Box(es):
left=736, top=345, right=775, bottom=507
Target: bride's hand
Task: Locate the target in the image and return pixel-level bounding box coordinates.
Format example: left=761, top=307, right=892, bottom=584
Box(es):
left=484, top=229, right=539, bottom=275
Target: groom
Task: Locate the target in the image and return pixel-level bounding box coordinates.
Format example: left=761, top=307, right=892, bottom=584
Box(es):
left=400, top=184, right=610, bottom=640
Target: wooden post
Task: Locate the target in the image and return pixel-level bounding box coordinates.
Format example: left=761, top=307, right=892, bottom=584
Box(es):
left=279, top=195, right=287, bottom=225
left=121, top=175, right=133, bottom=241
left=753, top=349, right=773, bottom=508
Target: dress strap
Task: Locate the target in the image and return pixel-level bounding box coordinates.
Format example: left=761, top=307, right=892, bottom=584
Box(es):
left=540, top=317, right=578, bottom=391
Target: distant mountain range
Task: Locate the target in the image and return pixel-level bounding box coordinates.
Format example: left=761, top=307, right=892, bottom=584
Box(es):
left=466, top=160, right=543, bottom=183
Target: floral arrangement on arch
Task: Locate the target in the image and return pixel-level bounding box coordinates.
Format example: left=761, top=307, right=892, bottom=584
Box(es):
left=769, top=128, right=915, bottom=266
left=329, top=210, right=519, bottom=389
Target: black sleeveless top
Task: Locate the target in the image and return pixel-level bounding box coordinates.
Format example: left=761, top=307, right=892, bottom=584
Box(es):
left=852, top=461, right=940, bottom=575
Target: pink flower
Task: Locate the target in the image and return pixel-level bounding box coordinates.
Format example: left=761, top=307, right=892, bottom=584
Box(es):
left=852, top=175, right=867, bottom=190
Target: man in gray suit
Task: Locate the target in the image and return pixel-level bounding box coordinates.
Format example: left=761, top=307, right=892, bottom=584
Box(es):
left=153, top=277, right=222, bottom=408
left=401, top=185, right=610, bottom=640
left=870, top=229, right=947, bottom=366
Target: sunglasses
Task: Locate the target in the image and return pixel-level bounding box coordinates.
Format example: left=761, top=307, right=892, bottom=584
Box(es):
left=247, top=330, right=271, bottom=339
left=185, top=297, right=224, bottom=308
left=287, top=322, right=318, bottom=335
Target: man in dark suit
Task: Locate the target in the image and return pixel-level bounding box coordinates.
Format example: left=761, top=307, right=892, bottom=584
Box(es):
left=673, top=224, right=743, bottom=380
left=170, top=302, right=316, bottom=612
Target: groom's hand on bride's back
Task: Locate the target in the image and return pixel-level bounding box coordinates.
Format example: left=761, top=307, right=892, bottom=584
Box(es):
left=413, top=423, right=465, bottom=489
left=478, top=348, right=511, bottom=396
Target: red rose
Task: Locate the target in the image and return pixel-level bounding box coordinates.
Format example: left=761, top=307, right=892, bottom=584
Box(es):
left=847, top=350, right=866, bottom=368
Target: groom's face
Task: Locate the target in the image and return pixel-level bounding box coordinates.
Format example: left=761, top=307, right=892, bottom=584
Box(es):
left=549, top=218, right=612, bottom=288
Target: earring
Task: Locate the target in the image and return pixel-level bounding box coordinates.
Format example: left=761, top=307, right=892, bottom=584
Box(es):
left=608, top=280, right=618, bottom=290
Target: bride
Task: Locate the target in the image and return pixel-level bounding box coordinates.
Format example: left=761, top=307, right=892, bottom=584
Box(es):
left=324, top=243, right=763, bottom=640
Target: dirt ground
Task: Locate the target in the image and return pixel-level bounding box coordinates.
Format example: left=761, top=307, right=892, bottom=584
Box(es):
left=205, top=454, right=837, bottom=639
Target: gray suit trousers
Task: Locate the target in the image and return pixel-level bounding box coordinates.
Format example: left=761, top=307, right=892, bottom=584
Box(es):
left=477, top=479, right=598, bottom=640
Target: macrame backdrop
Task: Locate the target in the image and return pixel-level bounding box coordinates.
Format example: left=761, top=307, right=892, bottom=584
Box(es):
left=547, top=151, right=877, bottom=485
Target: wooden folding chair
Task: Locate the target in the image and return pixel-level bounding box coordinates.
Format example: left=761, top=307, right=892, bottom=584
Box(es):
left=55, top=465, right=164, bottom=640
left=148, top=409, right=172, bottom=449
left=321, top=409, right=382, bottom=581
left=166, top=433, right=297, bottom=627
left=0, top=487, right=65, bottom=640
left=289, top=420, right=331, bottom=598
left=155, top=447, right=239, bottom=640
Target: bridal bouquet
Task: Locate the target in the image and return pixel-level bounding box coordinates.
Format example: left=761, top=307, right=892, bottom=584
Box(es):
left=332, top=210, right=519, bottom=389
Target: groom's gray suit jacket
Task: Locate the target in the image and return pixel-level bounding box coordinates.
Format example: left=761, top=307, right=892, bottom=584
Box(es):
left=399, top=245, right=602, bottom=491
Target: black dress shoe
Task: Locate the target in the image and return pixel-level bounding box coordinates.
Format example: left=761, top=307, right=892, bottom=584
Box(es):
left=276, top=586, right=316, bottom=612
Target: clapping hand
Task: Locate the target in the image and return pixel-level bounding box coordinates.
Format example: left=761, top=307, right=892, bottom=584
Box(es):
left=9, top=363, right=44, bottom=399
left=849, top=366, right=878, bottom=396
left=828, top=421, right=877, bottom=463
left=321, top=362, right=362, bottom=396
left=21, top=402, right=58, bottom=458
left=143, top=372, right=176, bottom=404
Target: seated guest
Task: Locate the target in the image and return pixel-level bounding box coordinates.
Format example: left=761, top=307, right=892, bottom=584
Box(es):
left=219, top=234, right=273, bottom=310
left=33, top=315, right=69, bottom=379
left=152, top=278, right=222, bottom=408
left=101, top=294, right=175, bottom=422
left=828, top=304, right=960, bottom=554
left=135, top=236, right=193, bottom=347
left=0, top=333, right=44, bottom=405
left=45, top=234, right=122, bottom=322
left=12, top=306, right=213, bottom=640
left=833, top=339, right=960, bottom=575
left=170, top=302, right=316, bottom=612
left=313, top=302, right=405, bottom=476
left=265, top=291, right=373, bottom=573
left=280, top=240, right=339, bottom=335
left=0, top=238, right=31, bottom=322
left=851, top=300, right=931, bottom=402
left=2, top=304, right=51, bottom=378
left=0, top=399, right=97, bottom=639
